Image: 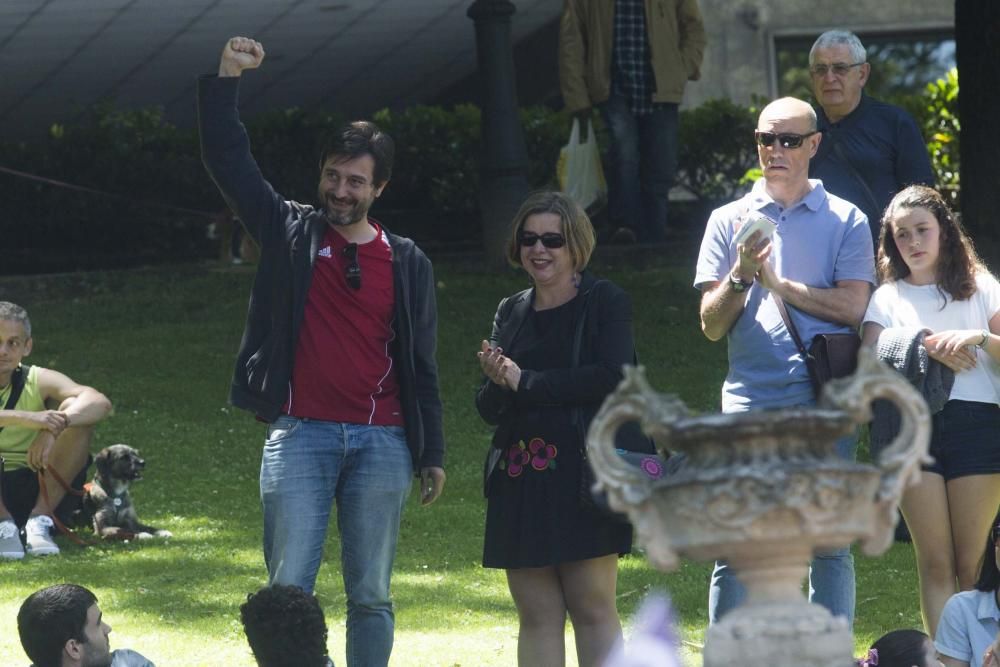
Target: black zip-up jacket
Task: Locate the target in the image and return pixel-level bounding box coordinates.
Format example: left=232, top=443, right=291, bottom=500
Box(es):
left=198, top=75, right=445, bottom=470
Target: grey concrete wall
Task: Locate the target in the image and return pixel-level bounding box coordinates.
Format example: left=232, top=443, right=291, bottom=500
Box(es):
left=683, top=0, right=954, bottom=107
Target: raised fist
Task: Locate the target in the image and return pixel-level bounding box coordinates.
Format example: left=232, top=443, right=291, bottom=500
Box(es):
left=219, top=36, right=265, bottom=77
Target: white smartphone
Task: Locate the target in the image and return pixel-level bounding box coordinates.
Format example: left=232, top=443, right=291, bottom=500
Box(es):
left=734, top=215, right=776, bottom=247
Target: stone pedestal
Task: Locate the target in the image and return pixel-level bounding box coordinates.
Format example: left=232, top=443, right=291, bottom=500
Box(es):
left=587, top=350, right=931, bottom=666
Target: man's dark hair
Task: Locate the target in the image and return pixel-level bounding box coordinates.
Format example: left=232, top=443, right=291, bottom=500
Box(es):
left=241, top=585, right=330, bottom=667
left=318, top=121, right=394, bottom=186
left=18, top=584, right=97, bottom=667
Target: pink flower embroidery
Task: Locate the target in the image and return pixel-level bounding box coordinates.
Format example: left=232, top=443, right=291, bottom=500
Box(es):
left=528, top=437, right=558, bottom=471
left=506, top=441, right=531, bottom=477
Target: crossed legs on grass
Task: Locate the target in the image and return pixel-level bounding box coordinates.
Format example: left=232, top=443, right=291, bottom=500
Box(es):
left=0, top=423, right=92, bottom=557
left=506, top=554, right=622, bottom=667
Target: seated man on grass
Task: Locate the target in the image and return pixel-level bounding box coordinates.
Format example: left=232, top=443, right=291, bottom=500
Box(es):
left=241, top=584, right=334, bottom=667
left=18, top=583, right=155, bottom=667
left=0, top=301, right=112, bottom=558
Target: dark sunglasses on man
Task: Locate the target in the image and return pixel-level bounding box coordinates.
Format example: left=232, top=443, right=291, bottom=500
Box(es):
left=755, top=130, right=819, bottom=149
left=517, top=232, right=566, bottom=249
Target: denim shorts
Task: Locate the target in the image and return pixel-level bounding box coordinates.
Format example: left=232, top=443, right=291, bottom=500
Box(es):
left=927, top=400, right=1000, bottom=480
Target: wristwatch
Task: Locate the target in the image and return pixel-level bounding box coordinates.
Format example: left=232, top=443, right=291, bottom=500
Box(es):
left=978, top=330, right=990, bottom=348
left=729, top=271, right=753, bottom=293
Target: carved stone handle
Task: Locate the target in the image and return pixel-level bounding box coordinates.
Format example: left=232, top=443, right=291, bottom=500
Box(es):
left=586, top=367, right=659, bottom=506
left=821, top=348, right=932, bottom=555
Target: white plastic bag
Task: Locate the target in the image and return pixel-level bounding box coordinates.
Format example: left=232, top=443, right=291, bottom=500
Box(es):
left=557, top=119, right=606, bottom=210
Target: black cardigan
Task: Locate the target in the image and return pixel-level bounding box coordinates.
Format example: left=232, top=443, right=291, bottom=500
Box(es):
left=475, top=272, right=635, bottom=433
left=197, top=74, right=445, bottom=471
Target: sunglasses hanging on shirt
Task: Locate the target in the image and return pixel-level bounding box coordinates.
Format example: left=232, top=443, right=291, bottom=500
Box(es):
left=343, top=243, right=361, bottom=290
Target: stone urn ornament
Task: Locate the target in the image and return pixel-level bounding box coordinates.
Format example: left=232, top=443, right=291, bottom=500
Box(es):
left=587, top=349, right=931, bottom=667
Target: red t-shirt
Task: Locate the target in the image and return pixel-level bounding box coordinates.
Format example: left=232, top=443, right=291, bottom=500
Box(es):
left=284, top=221, right=404, bottom=425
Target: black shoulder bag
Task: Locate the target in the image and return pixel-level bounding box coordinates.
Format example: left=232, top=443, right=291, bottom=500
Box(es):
left=573, top=282, right=664, bottom=522
left=773, top=294, right=860, bottom=398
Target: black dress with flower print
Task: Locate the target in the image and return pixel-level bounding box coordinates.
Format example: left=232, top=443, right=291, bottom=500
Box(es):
left=482, top=297, right=632, bottom=569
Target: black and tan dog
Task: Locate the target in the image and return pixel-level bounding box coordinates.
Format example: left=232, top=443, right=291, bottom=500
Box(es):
left=83, top=444, right=172, bottom=540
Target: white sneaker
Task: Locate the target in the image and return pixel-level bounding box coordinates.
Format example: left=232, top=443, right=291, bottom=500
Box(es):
left=0, top=519, right=24, bottom=559
left=25, top=515, right=59, bottom=556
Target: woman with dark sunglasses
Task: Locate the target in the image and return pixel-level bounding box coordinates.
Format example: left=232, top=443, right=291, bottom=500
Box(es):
left=475, top=191, right=641, bottom=667
left=935, top=508, right=1000, bottom=666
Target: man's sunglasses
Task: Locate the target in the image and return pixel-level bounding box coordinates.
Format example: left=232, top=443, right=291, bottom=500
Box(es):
left=518, top=232, right=566, bottom=249
left=755, top=130, right=818, bottom=149
left=343, top=243, right=361, bottom=290
left=809, top=62, right=865, bottom=77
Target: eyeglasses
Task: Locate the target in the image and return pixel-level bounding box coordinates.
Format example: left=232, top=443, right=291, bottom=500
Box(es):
left=809, top=62, right=865, bottom=77
left=518, top=232, right=566, bottom=249
left=755, top=130, right=818, bottom=149
left=343, top=243, right=361, bottom=290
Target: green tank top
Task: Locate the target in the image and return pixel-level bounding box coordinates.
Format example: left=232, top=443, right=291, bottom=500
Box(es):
left=0, top=365, right=45, bottom=470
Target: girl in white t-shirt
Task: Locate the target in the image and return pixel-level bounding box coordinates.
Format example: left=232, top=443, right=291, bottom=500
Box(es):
left=862, top=185, right=1000, bottom=639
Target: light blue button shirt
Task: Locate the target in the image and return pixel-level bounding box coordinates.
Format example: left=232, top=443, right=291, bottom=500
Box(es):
left=935, top=589, right=1000, bottom=665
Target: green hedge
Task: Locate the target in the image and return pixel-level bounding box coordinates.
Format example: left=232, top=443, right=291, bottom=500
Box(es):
left=0, top=74, right=958, bottom=273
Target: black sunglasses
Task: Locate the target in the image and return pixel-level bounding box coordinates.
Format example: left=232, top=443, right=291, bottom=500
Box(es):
left=755, top=130, right=818, bottom=149
left=993, top=524, right=1000, bottom=544
left=343, top=243, right=361, bottom=290
left=518, top=232, right=566, bottom=249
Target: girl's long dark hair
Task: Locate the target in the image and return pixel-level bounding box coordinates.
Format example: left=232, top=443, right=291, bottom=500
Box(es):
left=974, top=507, right=1000, bottom=593
left=877, top=185, right=984, bottom=303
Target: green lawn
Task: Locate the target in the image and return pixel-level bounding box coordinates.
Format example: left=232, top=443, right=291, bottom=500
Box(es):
left=0, top=255, right=924, bottom=666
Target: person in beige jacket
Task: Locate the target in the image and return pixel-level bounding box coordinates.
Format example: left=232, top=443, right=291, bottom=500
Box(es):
left=560, top=0, right=705, bottom=244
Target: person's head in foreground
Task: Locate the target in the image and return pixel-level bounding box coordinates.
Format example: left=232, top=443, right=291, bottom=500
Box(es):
left=856, top=628, right=944, bottom=667
left=18, top=584, right=110, bottom=667
left=241, top=584, right=332, bottom=667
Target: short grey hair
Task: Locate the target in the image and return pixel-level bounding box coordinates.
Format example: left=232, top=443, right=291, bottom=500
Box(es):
left=809, top=30, right=867, bottom=65
left=0, top=302, right=31, bottom=337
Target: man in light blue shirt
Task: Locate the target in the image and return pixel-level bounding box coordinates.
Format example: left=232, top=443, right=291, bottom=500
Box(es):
left=694, top=97, right=875, bottom=625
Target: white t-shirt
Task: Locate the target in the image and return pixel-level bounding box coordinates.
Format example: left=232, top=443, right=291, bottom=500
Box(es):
left=864, top=272, right=1000, bottom=405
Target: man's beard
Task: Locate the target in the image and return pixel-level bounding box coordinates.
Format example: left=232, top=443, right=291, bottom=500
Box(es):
left=320, top=192, right=371, bottom=227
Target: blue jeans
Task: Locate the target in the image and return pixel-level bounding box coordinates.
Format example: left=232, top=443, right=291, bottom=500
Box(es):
left=707, top=433, right=857, bottom=627
left=599, top=92, right=678, bottom=243
left=260, top=417, right=413, bottom=667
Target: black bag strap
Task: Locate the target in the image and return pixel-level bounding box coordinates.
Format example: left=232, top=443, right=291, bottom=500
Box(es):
left=830, top=138, right=881, bottom=218
left=0, top=364, right=30, bottom=436
left=772, top=294, right=809, bottom=358
left=571, top=279, right=609, bottom=433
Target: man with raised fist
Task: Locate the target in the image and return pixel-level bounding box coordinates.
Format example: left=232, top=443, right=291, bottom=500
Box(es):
left=199, top=36, right=447, bottom=667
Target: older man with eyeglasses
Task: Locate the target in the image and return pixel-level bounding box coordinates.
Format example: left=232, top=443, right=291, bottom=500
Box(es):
left=694, top=96, right=875, bottom=628
left=807, top=30, right=934, bottom=246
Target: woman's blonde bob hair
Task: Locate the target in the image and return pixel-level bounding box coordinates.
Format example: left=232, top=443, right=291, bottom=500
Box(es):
left=504, top=191, right=596, bottom=272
